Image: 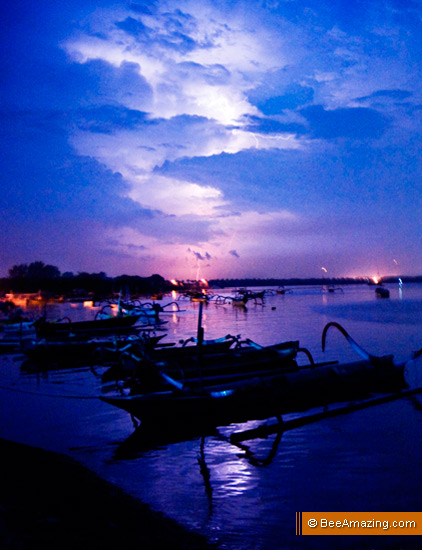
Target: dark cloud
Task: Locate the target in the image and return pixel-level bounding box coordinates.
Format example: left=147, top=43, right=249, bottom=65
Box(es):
left=129, top=2, right=156, bottom=15
left=244, top=115, right=307, bottom=135
left=126, top=243, right=148, bottom=250
left=300, top=105, right=389, bottom=139
left=75, top=104, right=152, bottom=134
left=115, top=16, right=148, bottom=37
left=158, top=137, right=422, bottom=225
left=229, top=250, right=240, bottom=258
left=356, top=89, right=413, bottom=103
left=254, top=85, right=314, bottom=114
left=189, top=250, right=213, bottom=261
left=87, top=59, right=153, bottom=111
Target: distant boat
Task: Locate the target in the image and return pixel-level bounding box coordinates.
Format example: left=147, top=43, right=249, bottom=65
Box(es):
left=375, top=286, right=390, bottom=298
left=323, top=285, right=344, bottom=294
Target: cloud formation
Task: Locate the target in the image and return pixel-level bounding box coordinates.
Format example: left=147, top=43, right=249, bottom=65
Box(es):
left=2, top=0, right=422, bottom=279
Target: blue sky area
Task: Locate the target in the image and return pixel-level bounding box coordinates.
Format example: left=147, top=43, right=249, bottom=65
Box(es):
left=1, top=0, right=421, bottom=280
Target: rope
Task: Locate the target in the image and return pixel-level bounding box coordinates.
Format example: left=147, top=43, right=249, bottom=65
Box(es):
left=0, top=383, right=98, bottom=399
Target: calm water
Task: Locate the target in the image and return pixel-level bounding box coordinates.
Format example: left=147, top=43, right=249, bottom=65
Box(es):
left=1, top=283, right=422, bottom=549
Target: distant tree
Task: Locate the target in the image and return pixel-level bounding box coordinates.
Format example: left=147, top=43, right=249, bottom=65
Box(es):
left=8, top=263, right=29, bottom=278
left=28, top=261, right=60, bottom=279
left=8, top=261, right=60, bottom=279
left=76, top=271, right=108, bottom=280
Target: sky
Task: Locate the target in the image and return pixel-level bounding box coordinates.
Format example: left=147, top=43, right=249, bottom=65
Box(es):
left=1, top=0, right=422, bottom=280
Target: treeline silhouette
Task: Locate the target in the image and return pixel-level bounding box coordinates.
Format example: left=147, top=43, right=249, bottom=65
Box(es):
left=1, top=262, right=168, bottom=297
left=1, top=261, right=420, bottom=297
left=209, top=276, right=422, bottom=287
left=208, top=277, right=370, bottom=288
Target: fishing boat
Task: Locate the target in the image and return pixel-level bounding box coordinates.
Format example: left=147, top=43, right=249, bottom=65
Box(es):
left=21, top=334, right=154, bottom=367
left=22, top=339, right=104, bottom=368
left=33, top=314, right=142, bottom=339
left=2, top=320, right=35, bottom=337
left=100, top=322, right=418, bottom=428
left=102, top=336, right=302, bottom=383
left=237, top=289, right=265, bottom=302
left=375, top=286, right=390, bottom=298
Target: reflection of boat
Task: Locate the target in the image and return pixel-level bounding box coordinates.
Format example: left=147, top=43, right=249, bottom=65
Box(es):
left=189, top=293, right=209, bottom=303
left=100, top=323, right=412, bottom=428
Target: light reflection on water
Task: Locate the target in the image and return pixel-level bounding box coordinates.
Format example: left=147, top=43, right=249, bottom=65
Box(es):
left=1, top=284, right=422, bottom=549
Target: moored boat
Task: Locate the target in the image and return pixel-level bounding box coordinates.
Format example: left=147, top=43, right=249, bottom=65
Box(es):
left=33, top=314, right=142, bottom=338
left=375, top=286, right=390, bottom=298
left=100, top=356, right=406, bottom=426
left=100, top=323, right=417, bottom=428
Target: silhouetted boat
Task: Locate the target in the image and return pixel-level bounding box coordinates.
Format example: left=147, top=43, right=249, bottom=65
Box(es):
left=375, top=286, right=390, bottom=298
left=102, top=336, right=302, bottom=383
left=100, top=357, right=405, bottom=426
left=100, top=323, right=417, bottom=428
left=34, top=314, right=141, bottom=338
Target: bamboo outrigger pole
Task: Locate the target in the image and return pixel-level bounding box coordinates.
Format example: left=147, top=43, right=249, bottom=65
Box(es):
left=197, top=300, right=204, bottom=345
left=197, top=301, right=204, bottom=387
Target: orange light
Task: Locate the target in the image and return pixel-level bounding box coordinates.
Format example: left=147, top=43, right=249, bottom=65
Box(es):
left=83, top=300, right=94, bottom=308
left=373, top=276, right=380, bottom=284
left=170, top=279, right=178, bottom=286
left=200, top=278, right=208, bottom=286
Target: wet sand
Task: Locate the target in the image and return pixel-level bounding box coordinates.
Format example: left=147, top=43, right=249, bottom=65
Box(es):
left=0, top=438, right=214, bottom=549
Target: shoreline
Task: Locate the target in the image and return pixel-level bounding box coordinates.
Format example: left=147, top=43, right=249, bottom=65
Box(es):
left=0, top=438, right=214, bottom=549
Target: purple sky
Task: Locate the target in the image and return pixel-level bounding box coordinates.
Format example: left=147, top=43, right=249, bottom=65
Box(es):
left=1, top=0, right=421, bottom=280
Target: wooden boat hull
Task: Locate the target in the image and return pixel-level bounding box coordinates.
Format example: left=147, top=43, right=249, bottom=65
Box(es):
left=375, top=287, right=390, bottom=298
left=102, top=340, right=299, bottom=382
left=34, top=315, right=141, bottom=338
left=101, top=357, right=406, bottom=427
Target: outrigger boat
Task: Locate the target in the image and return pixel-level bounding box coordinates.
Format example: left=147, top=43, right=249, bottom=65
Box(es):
left=375, top=286, right=390, bottom=298
left=22, top=332, right=168, bottom=369
left=33, top=314, right=142, bottom=339
left=100, top=322, right=420, bottom=428
left=101, top=335, right=302, bottom=383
